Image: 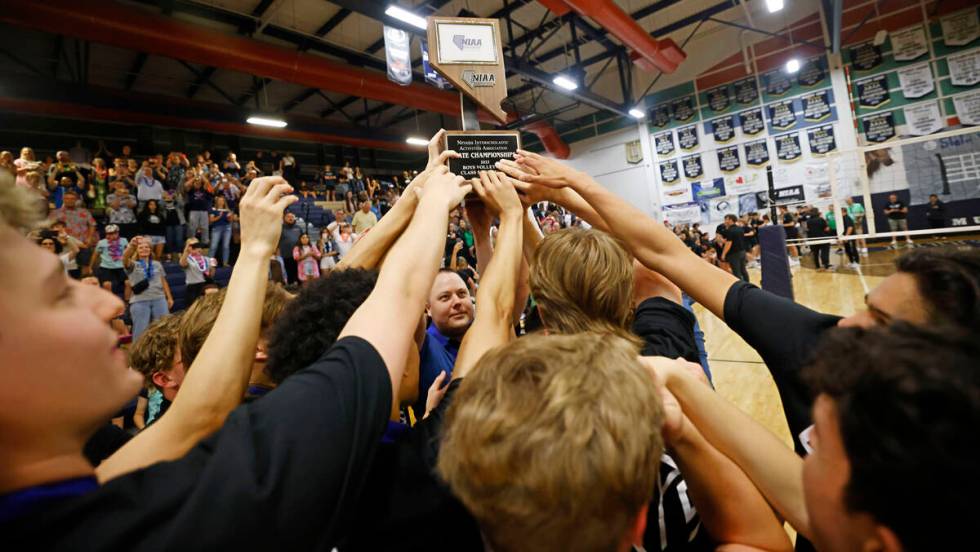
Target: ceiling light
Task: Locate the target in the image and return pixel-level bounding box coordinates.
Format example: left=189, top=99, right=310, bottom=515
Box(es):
left=406, top=136, right=429, bottom=146
left=247, top=116, right=287, bottom=128
left=765, top=0, right=784, bottom=13
left=785, top=58, right=800, bottom=73
left=628, top=108, right=646, bottom=119
left=386, top=5, right=428, bottom=30
left=552, top=75, right=579, bottom=91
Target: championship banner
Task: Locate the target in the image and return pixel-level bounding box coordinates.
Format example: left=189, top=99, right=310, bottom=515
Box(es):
left=384, top=26, right=413, bottom=86
left=862, top=112, right=897, bottom=143
left=953, top=90, right=980, bottom=125
left=672, top=96, right=696, bottom=122
left=734, top=77, right=759, bottom=104
left=948, top=49, right=980, bottom=87
left=774, top=132, right=802, bottom=162
left=662, top=184, right=694, bottom=206
left=663, top=203, right=702, bottom=225
left=903, top=102, right=943, bottom=136
left=849, top=42, right=883, bottom=71
left=743, top=139, right=770, bottom=167
left=716, top=146, right=741, bottom=172
left=682, top=154, right=703, bottom=179
left=693, top=178, right=727, bottom=202
left=798, top=58, right=827, bottom=87
left=890, top=25, right=929, bottom=61
left=655, top=131, right=676, bottom=156
left=625, top=140, right=643, bottom=164
left=802, top=90, right=832, bottom=122
left=897, top=63, right=934, bottom=99
left=651, top=104, right=671, bottom=128
left=807, top=125, right=837, bottom=155
left=677, top=124, right=700, bottom=150
left=705, top=84, right=732, bottom=113
left=767, top=99, right=798, bottom=131
left=941, top=9, right=980, bottom=46
left=659, top=159, right=680, bottom=183
left=420, top=39, right=451, bottom=89
left=856, top=74, right=890, bottom=108
left=764, top=69, right=792, bottom=97
left=739, top=108, right=766, bottom=135
left=710, top=115, right=736, bottom=143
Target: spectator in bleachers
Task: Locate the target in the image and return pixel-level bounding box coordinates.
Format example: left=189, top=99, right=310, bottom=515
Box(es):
left=184, top=172, right=212, bottom=247
left=136, top=164, right=164, bottom=207
left=106, top=180, right=139, bottom=239
left=37, top=229, right=79, bottom=274
left=179, top=238, right=215, bottom=307
left=161, top=189, right=184, bottom=261
left=208, top=195, right=234, bottom=267
left=90, top=224, right=129, bottom=297
left=51, top=191, right=96, bottom=275
left=123, top=236, right=173, bottom=339
left=330, top=220, right=357, bottom=262
left=318, top=227, right=338, bottom=273
left=14, top=146, right=41, bottom=190
left=292, top=233, right=321, bottom=283
left=137, top=199, right=166, bottom=261
left=222, top=152, right=241, bottom=179
left=278, top=212, right=303, bottom=284
left=280, top=151, right=296, bottom=182
left=352, top=200, right=378, bottom=234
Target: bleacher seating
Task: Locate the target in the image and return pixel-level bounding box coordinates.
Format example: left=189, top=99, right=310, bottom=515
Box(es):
left=163, top=262, right=233, bottom=312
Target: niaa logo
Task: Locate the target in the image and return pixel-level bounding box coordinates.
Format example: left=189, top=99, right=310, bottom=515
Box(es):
left=453, top=34, right=482, bottom=50
left=461, top=70, right=496, bottom=88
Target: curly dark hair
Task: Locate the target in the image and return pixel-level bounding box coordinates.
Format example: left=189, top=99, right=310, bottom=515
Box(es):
left=265, top=268, right=378, bottom=384
left=803, top=324, right=979, bottom=551
left=895, top=249, right=980, bottom=330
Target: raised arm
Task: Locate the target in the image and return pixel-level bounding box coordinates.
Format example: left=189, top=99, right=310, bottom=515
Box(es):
left=497, top=151, right=737, bottom=320
left=453, top=171, right=524, bottom=380
left=339, top=167, right=471, bottom=405
left=97, top=177, right=297, bottom=482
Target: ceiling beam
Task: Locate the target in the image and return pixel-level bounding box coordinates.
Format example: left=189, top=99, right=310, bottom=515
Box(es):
left=124, top=52, right=149, bottom=90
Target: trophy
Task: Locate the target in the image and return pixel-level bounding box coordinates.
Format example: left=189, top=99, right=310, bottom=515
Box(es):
left=426, top=16, right=520, bottom=179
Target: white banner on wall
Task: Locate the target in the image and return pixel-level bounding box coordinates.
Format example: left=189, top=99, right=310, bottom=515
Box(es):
left=903, top=102, right=944, bottom=136
left=897, top=63, right=934, bottom=99
left=941, top=9, right=980, bottom=47
left=663, top=203, right=702, bottom=226
left=953, top=90, right=980, bottom=125
left=948, top=48, right=980, bottom=87
left=890, top=25, right=929, bottom=61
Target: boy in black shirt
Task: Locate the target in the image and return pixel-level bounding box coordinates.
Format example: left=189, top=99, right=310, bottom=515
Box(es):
left=926, top=193, right=946, bottom=230
left=884, top=192, right=913, bottom=247
left=720, top=214, right=749, bottom=282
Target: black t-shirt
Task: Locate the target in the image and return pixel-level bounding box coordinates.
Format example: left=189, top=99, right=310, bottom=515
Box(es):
left=723, top=282, right=840, bottom=455
left=805, top=216, right=829, bottom=239
left=186, top=187, right=212, bottom=212
left=927, top=201, right=945, bottom=221
left=4, top=337, right=392, bottom=550
left=781, top=213, right=798, bottom=237
left=721, top=225, right=746, bottom=255
left=139, top=211, right=166, bottom=236
left=842, top=214, right=855, bottom=234
left=632, top=297, right=700, bottom=363
left=82, top=424, right=132, bottom=467
left=886, top=200, right=907, bottom=220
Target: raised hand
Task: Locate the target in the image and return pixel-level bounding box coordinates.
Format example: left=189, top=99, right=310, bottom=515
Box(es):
left=472, top=171, right=522, bottom=217
left=237, top=176, right=297, bottom=258
left=417, top=166, right=472, bottom=212
left=496, top=149, right=584, bottom=189
left=407, top=150, right=461, bottom=199
left=425, top=129, right=454, bottom=171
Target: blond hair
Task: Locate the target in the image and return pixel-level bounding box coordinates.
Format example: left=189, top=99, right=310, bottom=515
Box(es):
left=130, top=315, right=182, bottom=389
left=0, top=173, right=45, bottom=232
left=530, top=227, right=641, bottom=347
left=438, top=333, right=664, bottom=552
left=179, top=284, right=293, bottom=368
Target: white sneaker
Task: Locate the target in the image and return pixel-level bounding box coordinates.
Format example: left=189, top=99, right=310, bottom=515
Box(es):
left=860, top=248, right=868, bottom=255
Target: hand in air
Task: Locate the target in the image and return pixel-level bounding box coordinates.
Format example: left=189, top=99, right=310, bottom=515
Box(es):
left=495, top=149, right=582, bottom=189
left=424, top=129, right=460, bottom=172
left=238, top=176, right=297, bottom=258
left=472, top=171, right=523, bottom=217
left=417, top=166, right=472, bottom=212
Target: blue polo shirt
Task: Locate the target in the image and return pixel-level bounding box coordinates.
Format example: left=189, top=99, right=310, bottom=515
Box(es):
left=415, top=324, right=460, bottom=414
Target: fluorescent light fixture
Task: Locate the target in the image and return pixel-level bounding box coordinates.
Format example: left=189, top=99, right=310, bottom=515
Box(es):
left=246, top=116, right=287, bottom=128
left=386, top=5, right=428, bottom=30
left=552, top=75, right=579, bottom=91
left=765, top=0, right=784, bottom=13
left=629, top=108, right=646, bottom=119
left=406, top=136, right=429, bottom=146
left=785, top=58, right=800, bottom=73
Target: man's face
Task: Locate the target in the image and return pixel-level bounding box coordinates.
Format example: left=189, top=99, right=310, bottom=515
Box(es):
left=889, top=194, right=897, bottom=202
left=63, top=193, right=77, bottom=209
left=284, top=213, right=296, bottom=225
left=803, top=396, right=884, bottom=551
left=361, top=202, right=370, bottom=213
left=426, top=272, right=474, bottom=338
left=57, top=151, right=69, bottom=163
left=837, top=272, right=928, bottom=328
left=0, top=229, right=142, bottom=444
left=106, top=231, right=119, bottom=241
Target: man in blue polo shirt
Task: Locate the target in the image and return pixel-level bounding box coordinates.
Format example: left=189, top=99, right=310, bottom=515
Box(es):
left=415, top=268, right=473, bottom=414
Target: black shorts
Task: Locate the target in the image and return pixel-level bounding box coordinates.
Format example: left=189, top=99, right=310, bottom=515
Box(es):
left=785, top=227, right=799, bottom=239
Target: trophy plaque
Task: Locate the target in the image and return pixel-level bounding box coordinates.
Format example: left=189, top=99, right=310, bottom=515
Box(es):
left=426, top=16, right=519, bottom=177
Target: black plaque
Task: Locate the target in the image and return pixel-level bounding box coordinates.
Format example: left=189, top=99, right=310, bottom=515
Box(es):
left=862, top=112, right=896, bottom=143
left=849, top=42, right=883, bottom=71
left=710, top=115, right=736, bottom=142
left=717, top=146, right=741, bottom=172
left=659, top=159, right=680, bottom=183
left=775, top=132, right=802, bottom=161
left=768, top=99, right=798, bottom=130
left=774, top=185, right=805, bottom=204
left=682, top=154, right=703, bottom=179
left=765, top=69, right=792, bottom=97
left=807, top=124, right=837, bottom=154
left=654, top=131, right=676, bottom=156
left=677, top=124, right=699, bottom=150
left=651, top=103, right=671, bottom=128
left=672, top=96, right=696, bottom=122
left=798, top=58, right=827, bottom=87
left=734, top=77, right=759, bottom=104
left=744, top=139, right=770, bottom=166
left=445, top=131, right=520, bottom=179
left=705, top=85, right=732, bottom=112
left=802, top=90, right=832, bottom=122
left=856, top=74, right=890, bottom=108
left=739, top=108, right=766, bottom=135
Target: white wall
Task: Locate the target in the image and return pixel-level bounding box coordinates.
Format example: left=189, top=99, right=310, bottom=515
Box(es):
left=564, top=125, right=660, bottom=217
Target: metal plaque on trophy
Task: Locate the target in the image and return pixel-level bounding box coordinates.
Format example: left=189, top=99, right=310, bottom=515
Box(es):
left=426, top=16, right=519, bottom=179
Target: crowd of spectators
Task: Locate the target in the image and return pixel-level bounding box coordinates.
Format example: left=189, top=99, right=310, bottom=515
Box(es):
left=1, top=130, right=978, bottom=552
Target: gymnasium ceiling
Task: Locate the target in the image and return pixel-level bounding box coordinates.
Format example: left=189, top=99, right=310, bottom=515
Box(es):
left=0, top=0, right=830, bottom=150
